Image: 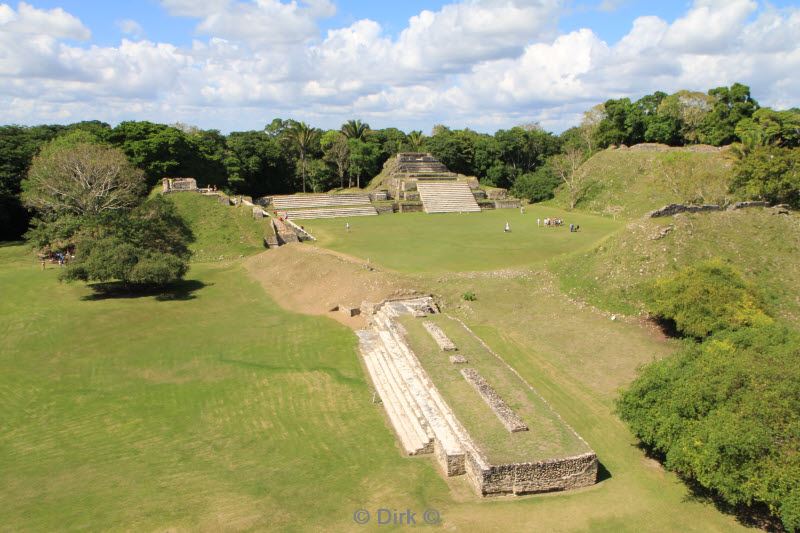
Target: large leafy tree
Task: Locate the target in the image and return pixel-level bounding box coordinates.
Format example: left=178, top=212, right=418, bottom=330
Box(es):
left=618, top=323, right=800, bottom=532
left=347, top=138, right=380, bottom=189
left=224, top=131, right=292, bottom=196
left=699, top=83, right=759, bottom=146
left=108, top=121, right=196, bottom=185
left=63, top=195, right=194, bottom=287
left=731, top=146, right=800, bottom=208
left=21, top=136, right=146, bottom=218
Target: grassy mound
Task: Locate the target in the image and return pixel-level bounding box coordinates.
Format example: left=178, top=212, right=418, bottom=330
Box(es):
left=554, top=209, right=800, bottom=326
left=168, top=193, right=273, bottom=262
left=550, top=146, right=735, bottom=218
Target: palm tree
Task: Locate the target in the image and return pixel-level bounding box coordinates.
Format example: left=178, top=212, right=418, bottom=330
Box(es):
left=407, top=130, right=425, bottom=150
left=341, top=119, right=370, bottom=141
left=288, top=122, right=319, bottom=193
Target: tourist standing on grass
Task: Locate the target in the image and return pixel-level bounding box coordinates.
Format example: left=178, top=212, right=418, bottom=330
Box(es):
left=345, top=222, right=350, bottom=232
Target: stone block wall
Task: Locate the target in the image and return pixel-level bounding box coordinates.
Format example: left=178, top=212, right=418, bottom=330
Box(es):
left=434, top=439, right=466, bottom=477
left=495, top=199, right=521, bottom=209
left=728, top=200, right=769, bottom=210
left=649, top=203, right=722, bottom=217
left=398, top=202, right=424, bottom=213
left=466, top=451, right=597, bottom=496
left=162, top=177, right=198, bottom=193
left=375, top=204, right=396, bottom=215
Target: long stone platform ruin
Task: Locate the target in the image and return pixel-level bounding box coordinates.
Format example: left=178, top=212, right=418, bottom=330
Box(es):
left=357, top=297, right=597, bottom=496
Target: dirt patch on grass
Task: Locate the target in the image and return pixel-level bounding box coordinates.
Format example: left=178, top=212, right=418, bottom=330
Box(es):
left=244, top=243, right=421, bottom=328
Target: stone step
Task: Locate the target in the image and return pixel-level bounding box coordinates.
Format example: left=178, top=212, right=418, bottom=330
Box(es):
left=359, top=332, right=430, bottom=455
left=372, top=312, right=466, bottom=475
left=272, top=193, right=371, bottom=209
left=417, top=181, right=482, bottom=214
left=362, top=353, right=427, bottom=455
left=284, top=206, right=378, bottom=220
left=371, top=338, right=434, bottom=448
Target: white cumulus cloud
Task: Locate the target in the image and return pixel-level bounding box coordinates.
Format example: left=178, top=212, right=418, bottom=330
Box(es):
left=1, top=0, right=799, bottom=133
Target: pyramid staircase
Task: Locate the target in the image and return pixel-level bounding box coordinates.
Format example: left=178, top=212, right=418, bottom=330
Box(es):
left=416, top=182, right=481, bottom=214
left=271, top=193, right=378, bottom=220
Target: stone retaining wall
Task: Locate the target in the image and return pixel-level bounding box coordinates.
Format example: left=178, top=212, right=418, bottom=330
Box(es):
left=460, top=368, right=528, bottom=433
left=162, top=177, right=197, bottom=193
left=495, top=199, right=521, bottom=209
left=649, top=203, right=722, bottom=217
left=727, top=200, right=769, bottom=210
left=375, top=204, right=396, bottom=215
left=398, top=202, right=424, bottom=213
left=369, top=191, right=389, bottom=202
left=466, top=451, right=597, bottom=495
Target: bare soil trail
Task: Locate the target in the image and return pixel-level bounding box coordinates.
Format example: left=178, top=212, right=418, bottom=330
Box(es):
left=243, top=243, right=422, bottom=328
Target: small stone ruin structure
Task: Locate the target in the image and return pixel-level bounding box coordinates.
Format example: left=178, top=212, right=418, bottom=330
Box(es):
left=162, top=177, right=198, bottom=193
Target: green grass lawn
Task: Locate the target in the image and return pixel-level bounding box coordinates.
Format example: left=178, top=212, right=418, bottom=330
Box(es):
left=0, top=242, right=747, bottom=531
left=302, top=207, right=622, bottom=273
left=1, top=193, right=758, bottom=531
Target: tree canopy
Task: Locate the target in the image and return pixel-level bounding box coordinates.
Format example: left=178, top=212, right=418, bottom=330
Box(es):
left=21, top=136, right=146, bottom=218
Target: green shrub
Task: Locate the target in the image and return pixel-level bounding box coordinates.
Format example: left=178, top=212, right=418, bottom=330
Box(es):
left=62, top=196, right=193, bottom=288
left=617, top=323, right=800, bottom=532
left=511, top=166, right=560, bottom=203
left=462, top=291, right=477, bottom=301
left=646, top=259, right=771, bottom=338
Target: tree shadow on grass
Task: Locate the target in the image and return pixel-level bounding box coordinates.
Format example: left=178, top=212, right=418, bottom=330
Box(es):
left=632, top=442, right=781, bottom=531
left=683, top=479, right=782, bottom=531
left=81, top=279, right=208, bottom=301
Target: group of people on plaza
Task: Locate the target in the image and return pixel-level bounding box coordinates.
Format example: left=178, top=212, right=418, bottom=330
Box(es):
left=503, top=211, right=581, bottom=234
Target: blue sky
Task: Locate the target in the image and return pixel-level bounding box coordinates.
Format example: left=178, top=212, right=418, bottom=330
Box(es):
left=27, top=0, right=693, bottom=46
left=2, top=0, right=799, bottom=133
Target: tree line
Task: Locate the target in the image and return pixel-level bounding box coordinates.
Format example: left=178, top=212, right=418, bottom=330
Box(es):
left=2, top=82, right=799, bottom=241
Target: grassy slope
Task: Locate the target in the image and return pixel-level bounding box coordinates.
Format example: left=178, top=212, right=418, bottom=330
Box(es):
left=553, top=208, right=800, bottom=327
left=169, top=193, right=274, bottom=262
left=550, top=148, right=734, bottom=218
left=304, top=207, right=621, bottom=273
